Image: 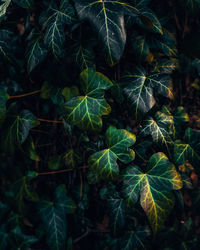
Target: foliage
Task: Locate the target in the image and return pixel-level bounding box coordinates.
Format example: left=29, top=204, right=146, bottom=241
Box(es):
left=0, top=0, right=200, bottom=249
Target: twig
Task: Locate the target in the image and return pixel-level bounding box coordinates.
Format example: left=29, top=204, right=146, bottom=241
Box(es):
left=37, top=118, right=64, bottom=124
left=9, top=89, right=41, bottom=99
left=37, top=166, right=88, bottom=176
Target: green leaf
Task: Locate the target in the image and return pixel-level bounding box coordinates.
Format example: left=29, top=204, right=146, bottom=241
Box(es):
left=71, top=40, right=95, bottom=70
left=0, top=30, right=14, bottom=63
left=119, top=226, right=150, bottom=250
left=0, top=90, right=9, bottom=125
left=74, top=0, right=138, bottom=65
left=64, top=68, right=113, bottom=132
left=174, top=128, right=200, bottom=168
left=12, top=175, right=39, bottom=212
left=1, top=110, right=39, bottom=154
left=26, top=31, right=48, bottom=73
left=13, top=0, right=34, bottom=9
left=10, top=226, right=38, bottom=249
left=140, top=111, right=174, bottom=149
left=108, top=198, right=126, bottom=235
left=39, top=201, right=67, bottom=250
left=88, top=127, right=136, bottom=180
left=131, top=32, right=149, bottom=62
left=0, top=0, right=11, bottom=20
left=54, top=185, right=77, bottom=214
left=43, top=0, right=75, bottom=57
left=123, top=68, right=173, bottom=118
left=122, top=152, right=182, bottom=232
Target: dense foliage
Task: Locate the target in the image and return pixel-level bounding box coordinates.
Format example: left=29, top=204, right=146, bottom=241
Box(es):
left=1, top=0, right=200, bottom=249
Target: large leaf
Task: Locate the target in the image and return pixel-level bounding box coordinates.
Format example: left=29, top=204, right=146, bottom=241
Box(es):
left=1, top=110, right=39, bottom=154
left=42, top=0, right=75, bottom=57
left=64, top=68, right=113, bottom=132
left=122, top=152, right=182, bottom=232
left=140, top=111, right=174, bottom=150
left=26, top=31, right=48, bottom=73
left=0, top=30, right=14, bottom=63
left=74, top=0, right=138, bottom=65
left=0, top=0, right=11, bottom=20
left=174, top=128, right=200, bottom=169
left=123, top=67, right=173, bottom=118
left=88, top=126, right=136, bottom=180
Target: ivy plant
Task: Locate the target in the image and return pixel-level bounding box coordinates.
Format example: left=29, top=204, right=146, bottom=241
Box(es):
left=0, top=0, right=200, bottom=249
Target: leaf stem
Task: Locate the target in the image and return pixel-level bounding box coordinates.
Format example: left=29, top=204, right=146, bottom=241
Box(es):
left=9, top=89, right=41, bottom=99
left=37, top=118, right=64, bottom=124
left=37, top=166, right=88, bottom=176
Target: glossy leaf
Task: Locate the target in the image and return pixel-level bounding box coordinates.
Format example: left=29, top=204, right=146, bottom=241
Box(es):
left=64, top=68, right=113, bottom=132
left=88, top=127, right=136, bottom=179
left=26, top=31, right=48, bottom=73
left=43, top=0, right=75, bottom=57
left=0, top=0, right=11, bottom=20
left=140, top=111, right=174, bottom=149
left=123, top=68, right=173, bottom=118
left=74, top=0, right=138, bottom=65
left=122, top=152, right=182, bottom=232
left=174, top=128, right=200, bottom=168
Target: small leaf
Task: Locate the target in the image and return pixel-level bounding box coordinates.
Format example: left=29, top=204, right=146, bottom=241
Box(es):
left=108, top=198, right=126, bottom=236
left=140, top=111, right=174, bottom=149
left=122, top=152, right=182, bottom=232
left=64, top=68, right=113, bottom=132
left=0, top=90, right=9, bottom=125
left=26, top=31, right=48, bottom=73
left=174, top=128, right=200, bottom=169
left=88, top=127, right=136, bottom=180
left=1, top=110, right=39, bottom=154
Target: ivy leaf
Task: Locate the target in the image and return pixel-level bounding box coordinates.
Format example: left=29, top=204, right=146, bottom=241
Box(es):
left=140, top=111, right=174, bottom=149
left=131, top=32, right=149, bottom=62
left=88, top=127, right=136, bottom=180
left=43, top=0, right=75, bottom=57
left=0, top=30, right=14, bottom=63
left=39, top=201, right=67, bottom=250
left=10, top=226, right=38, bottom=249
left=54, top=185, right=76, bottom=214
left=26, top=31, right=48, bottom=73
left=1, top=110, right=39, bottom=154
left=71, top=40, right=95, bottom=71
left=122, top=152, right=182, bottom=233
left=13, top=0, right=34, bottom=9
left=64, top=68, right=113, bottom=132
left=174, top=128, right=200, bottom=168
left=74, top=0, right=138, bottom=65
left=12, top=175, right=39, bottom=212
left=0, top=0, right=11, bottom=20
left=119, top=226, right=150, bottom=250
left=123, top=68, right=173, bottom=118
left=108, top=198, right=126, bottom=236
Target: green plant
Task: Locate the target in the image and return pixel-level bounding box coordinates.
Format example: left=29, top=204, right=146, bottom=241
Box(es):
left=0, top=0, right=200, bottom=249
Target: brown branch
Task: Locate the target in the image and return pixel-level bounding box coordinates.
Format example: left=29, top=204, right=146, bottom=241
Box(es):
left=9, top=89, right=41, bottom=99
left=37, top=118, right=64, bottom=124
left=37, top=166, right=88, bottom=176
